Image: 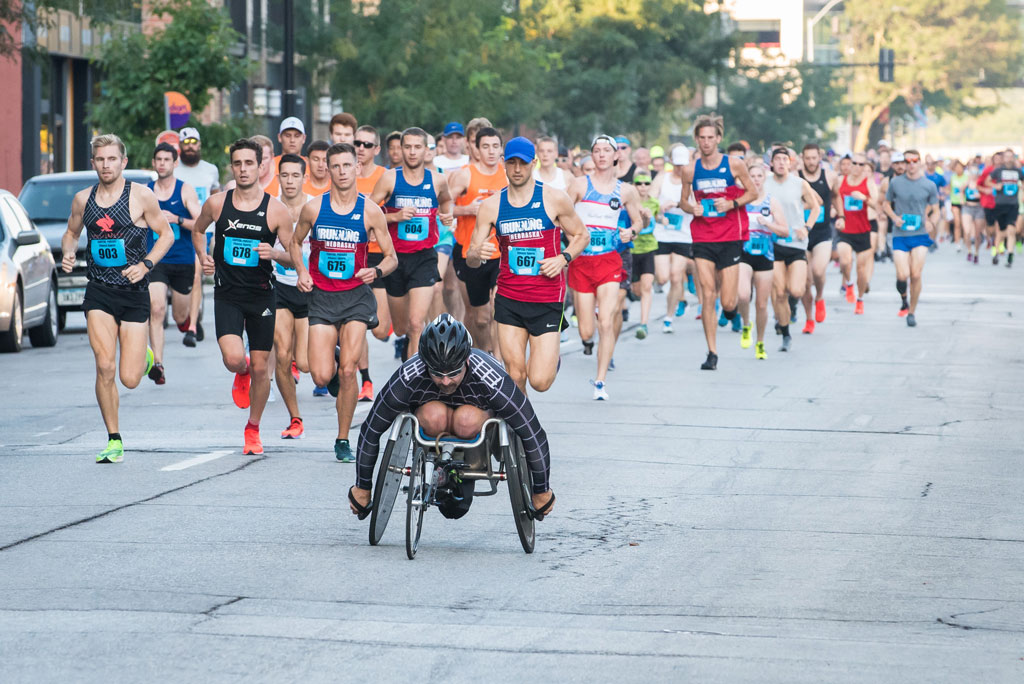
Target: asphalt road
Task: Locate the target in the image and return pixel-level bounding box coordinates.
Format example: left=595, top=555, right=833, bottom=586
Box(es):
left=1, top=248, right=1022, bottom=682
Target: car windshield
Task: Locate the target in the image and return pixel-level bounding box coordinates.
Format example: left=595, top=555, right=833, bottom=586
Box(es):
left=18, top=174, right=154, bottom=222
left=18, top=179, right=95, bottom=222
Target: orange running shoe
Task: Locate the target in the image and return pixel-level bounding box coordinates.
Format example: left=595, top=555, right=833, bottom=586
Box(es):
left=898, top=306, right=909, bottom=318
left=280, top=417, right=304, bottom=439
left=291, top=360, right=300, bottom=384
left=815, top=299, right=826, bottom=322
left=802, top=320, right=815, bottom=334
left=243, top=423, right=263, bottom=455
left=854, top=300, right=864, bottom=315
left=358, top=380, right=374, bottom=402
left=232, top=358, right=251, bottom=409
left=845, top=284, right=855, bottom=303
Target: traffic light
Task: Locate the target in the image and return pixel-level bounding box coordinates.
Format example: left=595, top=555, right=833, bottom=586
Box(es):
left=879, top=48, right=895, bottom=83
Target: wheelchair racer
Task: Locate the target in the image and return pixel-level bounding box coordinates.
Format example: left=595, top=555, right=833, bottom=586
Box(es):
left=348, top=314, right=556, bottom=520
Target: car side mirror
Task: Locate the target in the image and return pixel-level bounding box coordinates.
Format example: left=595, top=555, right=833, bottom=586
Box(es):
left=15, top=230, right=41, bottom=246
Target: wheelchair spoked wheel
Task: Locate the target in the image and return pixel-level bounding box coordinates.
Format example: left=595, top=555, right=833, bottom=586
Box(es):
left=369, top=417, right=413, bottom=546
left=504, top=434, right=535, bottom=554
left=405, top=447, right=427, bottom=560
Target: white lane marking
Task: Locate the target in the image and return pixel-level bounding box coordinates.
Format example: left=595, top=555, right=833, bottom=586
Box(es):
left=32, top=425, right=65, bottom=437
left=161, top=450, right=234, bottom=471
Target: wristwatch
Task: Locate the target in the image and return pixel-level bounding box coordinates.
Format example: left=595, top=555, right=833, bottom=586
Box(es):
left=374, top=267, right=383, bottom=280
left=142, top=258, right=154, bottom=270
left=560, top=250, right=573, bottom=265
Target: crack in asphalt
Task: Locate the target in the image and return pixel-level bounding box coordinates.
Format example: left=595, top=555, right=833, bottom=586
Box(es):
left=0, top=456, right=266, bottom=553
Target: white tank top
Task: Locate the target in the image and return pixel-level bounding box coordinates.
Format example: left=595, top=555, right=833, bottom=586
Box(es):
left=655, top=173, right=692, bottom=244
left=274, top=194, right=311, bottom=287
left=532, top=166, right=568, bottom=191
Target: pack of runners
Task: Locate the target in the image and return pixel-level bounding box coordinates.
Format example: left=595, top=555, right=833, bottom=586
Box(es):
left=64, top=117, right=1018, bottom=466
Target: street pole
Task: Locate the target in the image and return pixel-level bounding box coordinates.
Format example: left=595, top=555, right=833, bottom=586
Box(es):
left=283, top=0, right=295, bottom=118
left=806, top=0, right=845, bottom=63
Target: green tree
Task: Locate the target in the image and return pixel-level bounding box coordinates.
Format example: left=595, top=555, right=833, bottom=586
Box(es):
left=528, top=0, right=732, bottom=145
left=842, top=0, right=1023, bottom=151
left=326, top=0, right=550, bottom=134
left=2, top=0, right=144, bottom=59
left=711, top=63, right=849, bottom=151
left=87, top=0, right=251, bottom=171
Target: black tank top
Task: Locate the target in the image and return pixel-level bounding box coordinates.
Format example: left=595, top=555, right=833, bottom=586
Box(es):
left=84, top=181, right=149, bottom=291
left=800, top=169, right=831, bottom=226
left=213, top=190, right=275, bottom=293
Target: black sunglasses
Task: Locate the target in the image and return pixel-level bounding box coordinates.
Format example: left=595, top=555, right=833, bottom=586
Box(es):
left=428, top=366, right=463, bottom=379
left=853, top=161, right=867, bottom=166
left=353, top=140, right=376, bottom=149
left=634, top=181, right=651, bottom=186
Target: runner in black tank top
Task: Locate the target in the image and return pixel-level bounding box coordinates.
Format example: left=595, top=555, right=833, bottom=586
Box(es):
left=213, top=189, right=276, bottom=293
left=798, top=144, right=840, bottom=332
left=191, top=138, right=295, bottom=456
left=60, top=133, right=176, bottom=464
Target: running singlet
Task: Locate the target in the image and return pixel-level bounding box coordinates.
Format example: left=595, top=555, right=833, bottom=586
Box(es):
left=146, top=179, right=193, bottom=265
left=950, top=173, right=968, bottom=206
left=84, top=181, right=149, bottom=291
left=455, top=164, right=507, bottom=259
left=357, top=166, right=387, bottom=254
left=995, top=167, right=1023, bottom=205
left=274, top=233, right=310, bottom=287
left=355, top=350, right=551, bottom=494
left=383, top=167, right=439, bottom=253
left=655, top=175, right=692, bottom=244
left=532, top=167, right=568, bottom=191
left=800, top=169, right=831, bottom=226
left=764, top=174, right=808, bottom=250
left=691, top=155, right=748, bottom=242
left=839, top=176, right=871, bottom=234
left=213, top=190, right=275, bottom=293
left=743, top=199, right=775, bottom=260
left=979, top=166, right=997, bottom=209
left=495, top=183, right=564, bottom=303
left=575, top=176, right=623, bottom=257
left=309, top=193, right=370, bottom=292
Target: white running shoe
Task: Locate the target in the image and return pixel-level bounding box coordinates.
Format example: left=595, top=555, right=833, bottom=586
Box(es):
left=663, top=320, right=674, bottom=334
left=592, top=380, right=609, bottom=401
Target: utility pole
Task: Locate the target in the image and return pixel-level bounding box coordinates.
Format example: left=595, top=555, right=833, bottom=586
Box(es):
left=283, top=0, right=295, bottom=118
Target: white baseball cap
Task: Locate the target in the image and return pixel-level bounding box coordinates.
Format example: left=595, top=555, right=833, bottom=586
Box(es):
left=178, top=127, right=201, bottom=142
left=279, top=117, right=305, bottom=135
left=891, top=151, right=905, bottom=162
left=670, top=146, right=690, bottom=166
left=878, top=139, right=891, bottom=149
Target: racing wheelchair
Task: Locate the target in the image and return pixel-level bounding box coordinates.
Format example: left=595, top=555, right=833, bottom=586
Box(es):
left=367, top=412, right=536, bottom=559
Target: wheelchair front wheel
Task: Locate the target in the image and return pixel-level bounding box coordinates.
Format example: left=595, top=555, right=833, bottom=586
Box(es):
left=369, top=418, right=413, bottom=546
left=406, top=447, right=427, bottom=560
left=504, top=435, right=535, bottom=554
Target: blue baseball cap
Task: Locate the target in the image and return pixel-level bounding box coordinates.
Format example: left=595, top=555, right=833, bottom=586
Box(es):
left=504, top=137, right=536, bottom=163
left=615, top=136, right=631, bottom=146
left=443, top=122, right=465, bottom=137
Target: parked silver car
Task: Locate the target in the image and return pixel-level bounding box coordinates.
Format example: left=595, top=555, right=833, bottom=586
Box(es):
left=0, top=190, right=58, bottom=352
left=19, top=170, right=157, bottom=330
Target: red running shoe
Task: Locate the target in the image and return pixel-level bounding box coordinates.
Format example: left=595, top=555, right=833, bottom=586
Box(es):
left=802, top=320, right=815, bottom=334
left=232, top=358, right=251, bottom=409
left=243, top=423, right=263, bottom=454
left=898, top=307, right=909, bottom=318
left=815, top=299, right=826, bottom=323
left=280, top=417, right=304, bottom=439
left=854, top=300, right=864, bottom=315
left=845, top=285, right=855, bottom=304
left=358, top=380, right=374, bottom=402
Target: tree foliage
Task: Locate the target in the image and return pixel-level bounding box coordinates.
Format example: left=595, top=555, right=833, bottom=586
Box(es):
left=842, top=0, right=1023, bottom=151
left=712, top=63, right=849, bottom=151
left=87, top=0, right=252, bottom=170
left=525, top=0, right=732, bottom=146
left=1, top=0, right=143, bottom=59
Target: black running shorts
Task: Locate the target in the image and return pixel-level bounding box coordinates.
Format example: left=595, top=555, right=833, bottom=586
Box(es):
left=83, top=281, right=150, bottom=324
left=215, top=291, right=276, bottom=351
left=149, top=262, right=195, bottom=295
left=692, top=240, right=743, bottom=270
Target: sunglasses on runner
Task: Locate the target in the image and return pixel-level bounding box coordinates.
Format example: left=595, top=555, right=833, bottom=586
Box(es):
left=181, top=137, right=199, bottom=145
left=634, top=181, right=651, bottom=186
left=352, top=140, right=375, bottom=149
left=853, top=161, right=867, bottom=166
left=905, top=157, right=921, bottom=163
left=617, top=145, right=629, bottom=151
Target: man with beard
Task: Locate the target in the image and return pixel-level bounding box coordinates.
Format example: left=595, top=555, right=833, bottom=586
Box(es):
left=174, top=126, right=220, bottom=346
left=798, top=143, right=841, bottom=332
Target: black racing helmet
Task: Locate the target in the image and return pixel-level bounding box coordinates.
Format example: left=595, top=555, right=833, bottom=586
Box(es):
left=419, top=314, right=473, bottom=375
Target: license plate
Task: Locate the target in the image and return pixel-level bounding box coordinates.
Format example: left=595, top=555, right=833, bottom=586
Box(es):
left=58, top=287, right=85, bottom=306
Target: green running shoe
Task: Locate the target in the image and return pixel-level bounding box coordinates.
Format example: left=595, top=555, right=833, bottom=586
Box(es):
left=335, top=439, right=354, bottom=462
left=145, top=347, right=155, bottom=375
left=96, top=439, right=124, bottom=463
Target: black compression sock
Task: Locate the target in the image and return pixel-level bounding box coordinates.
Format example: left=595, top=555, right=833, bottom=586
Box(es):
left=780, top=325, right=790, bottom=337
left=722, top=308, right=737, bottom=321
left=896, top=279, right=908, bottom=296
left=109, top=433, right=121, bottom=442
left=359, top=368, right=371, bottom=383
